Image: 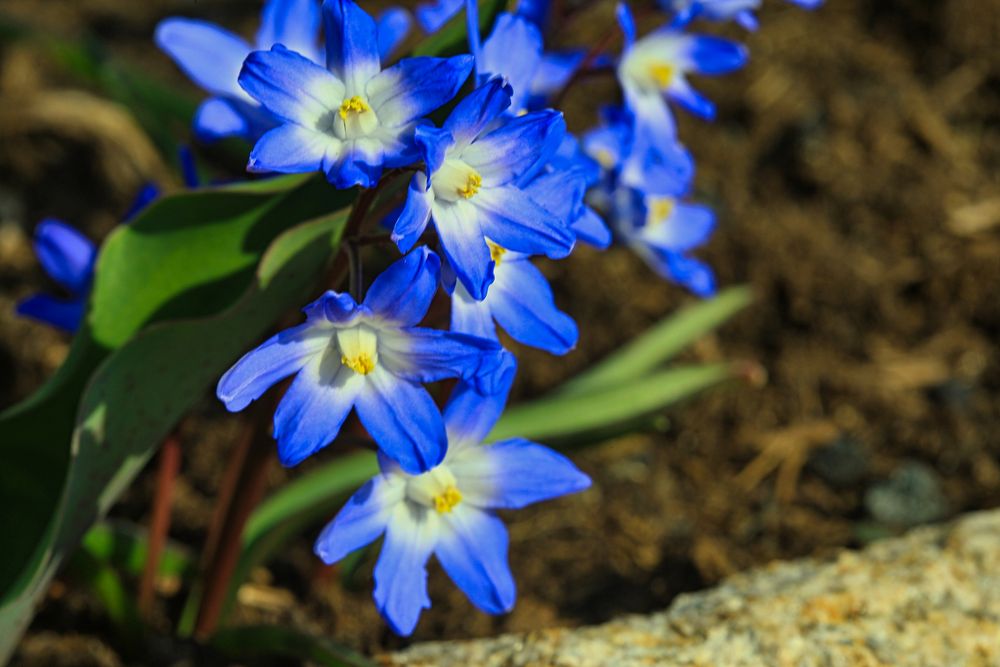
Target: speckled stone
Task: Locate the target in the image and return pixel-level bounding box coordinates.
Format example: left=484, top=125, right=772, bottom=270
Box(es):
left=381, top=510, right=1000, bottom=667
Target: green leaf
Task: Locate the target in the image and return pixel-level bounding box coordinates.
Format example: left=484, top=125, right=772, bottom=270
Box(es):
left=210, top=625, right=375, bottom=667
left=559, top=286, right=753, bottom=397
left=65, top=548, right=144, bottom=649
left=81, top=521, right=193, bottom=579
left=0, top=208, right=347, bottom=661
left=489, top=363, right=735, bottom=443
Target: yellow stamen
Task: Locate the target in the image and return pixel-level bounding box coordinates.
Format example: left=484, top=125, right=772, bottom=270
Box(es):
left=457, top=172, right=482, bottom=199
left=648, top=198, right=675, bottom=226
left=339, top=96, right=371, bottom=120
left=341, top=352, right=376, bottom=375
left=594, top=149, right=616, bottom=169
left=487, top=240, right=506, bottom=266
left=648, top=63, right=675, bottom=89
left=432, top=486, right=463, bottom=514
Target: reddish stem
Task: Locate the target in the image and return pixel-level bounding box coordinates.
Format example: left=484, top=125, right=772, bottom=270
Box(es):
left=138, top=430, right=183, bottom=618
left=193, top=406, right=274, bottom=640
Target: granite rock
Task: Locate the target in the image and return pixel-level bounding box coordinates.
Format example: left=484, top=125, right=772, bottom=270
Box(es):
left=382, top=510, right=1000, bottom=667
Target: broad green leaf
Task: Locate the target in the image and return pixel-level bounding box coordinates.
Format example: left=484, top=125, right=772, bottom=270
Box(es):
left=559, top=286, right=753, bottom=396
left=488, top=363, right=735, bottom=442
left=0, top=210, right=347, bottom=660
left=211, top=625, right=375, bottom=667
left=81, top=521, right=193, bottom=579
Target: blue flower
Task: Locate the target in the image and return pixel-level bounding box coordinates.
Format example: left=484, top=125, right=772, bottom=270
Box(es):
left=582, top=107, right=716, bottom=296
left=16, top=183, right=163, bottom=332
left=479, top=12, right=544, bottom=114
left=391, top=78, right=575, bottom=300
left=156, top=0, right=323, bottom=142
left=664, top=0, right=823, bottom=31
left=217, top=247, right=503, bottom=474
left=617, top=2, right=747, bottom=124
left=448, top=245, right=579, bottom=355
left=314, top=356, right=590, bottom=635
left=237, top=0, right=474, bottom=189
left=16, top=220, right=97, bottom=332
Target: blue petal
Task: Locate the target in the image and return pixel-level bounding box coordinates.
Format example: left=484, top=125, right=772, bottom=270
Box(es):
left=789, top=0, right=824, bottom=8
left=257, top=0, right=323, bottom=61
left=373, top=504, right=437, bottom=636
left=154, top=18, right=250, bottom=98
left=193, top=98, right=252, bottom=142
left=272, top=353, right=363, bottom=466
left=529, top=50, right=585, bottom=99
left=363, top=246, right=440, bottom=325
left=480, top=13, right=543, bottom=113
left=217, top=322, right=330, bottom=412
left=415, top=0, right=463, bottom=33
left=463, top=110, right=565, bottom=186
left=378, top=327, right=501, bottom=384
left=436, top=508, right=515, bottom=614
left=660, top=251, right=716, bottom=297
left=523, top=170, right=585, bottom=223
left=450, top=284, right=498, bottom=341
left=443, top=77, right=513, bottom=149
left=366, top=55, right=474, bottom=126
left=682, top=34, right=748, bottom=75
left=15, top=294, right=85, bottom=332
left=735, top=10, right=759, bottom=31
left=668, top=79, right=716, bottom=120
left=323, top=0, right=381, bottom=92
left=572, top=206, right=613, bottom=249
left=622, top=123, right=695, bottom=197
left=392, top=173, right=434, bottom=252
left=414, top=125, right=454, bottom=177
left=248, top=124, right=337, bottom=174
left=315, top=475, right=402, bottom=563
left=516, top=0, right=552, bottom=29
left=450, top=438, right=591, bottom=508
left=490, top=259, right=578, bottom=354
left=475, top=186, right=575, bottom=258
left=442, top=350, right=516, bottom=446
left=616, top=1, right=637, bottom=47
left=121, top=184, right=161, bottom=222
left=356, top=370, right=447, bottom=473
left=641, top=201, right=715, bottom=251
left=432, top=200, right=494, bottom=300
left=377, top=7, right=413, bottom=60
left=325, top=137, right=385, bottom=189
left=33, top=219, right=96, bottom=294
left=239, top=45, right=345, bottom=126
left=306, top=289, right=362, bottom=324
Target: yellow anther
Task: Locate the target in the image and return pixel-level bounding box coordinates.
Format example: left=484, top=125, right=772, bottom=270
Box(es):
left=487, top=240, right=506, bottom=266
left=341, top=352, right=376, bottom=375
left=648, top=197, right=675, bottom=226
left=432, top=486, right=463, bottom=514
left=594, top=149, right=616, bottom=169
left=457, top=172, right=482, bottom=199
left=648, top=62, right=675, bottom=89
left=339, top=96, right=371, bottom=120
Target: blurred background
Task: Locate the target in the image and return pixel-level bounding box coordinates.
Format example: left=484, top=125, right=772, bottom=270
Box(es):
left=1, top=0, right=998, bottom=664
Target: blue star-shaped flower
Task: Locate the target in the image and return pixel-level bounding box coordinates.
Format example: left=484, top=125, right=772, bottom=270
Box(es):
left=217, top=247, right=503, bottom=474
left=391, top=77, right=575, bottom=300
left=314, top=356, right=590, bottom=635
left=237, top=0, right=472, bottom=188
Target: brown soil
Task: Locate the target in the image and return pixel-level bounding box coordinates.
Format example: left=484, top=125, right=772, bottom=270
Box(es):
left=2, top=0, right=999, bottom=665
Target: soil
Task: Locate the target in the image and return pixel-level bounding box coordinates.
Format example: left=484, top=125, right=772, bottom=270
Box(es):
left=2, top=0, right=999, bottom=665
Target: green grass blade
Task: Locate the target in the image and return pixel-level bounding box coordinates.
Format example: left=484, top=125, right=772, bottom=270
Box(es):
left=559, top=286, right=753, bottom=397
left=211, top=625, right=375, bottom=667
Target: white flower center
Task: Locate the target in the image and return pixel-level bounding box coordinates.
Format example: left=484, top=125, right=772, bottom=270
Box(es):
left=337, top=325, right=378, bottom=375
left=432, top=157, right=483, bottom=203
left=406, top=466, right=463, bottom=514
left=331, top=95, right=379, bottom=140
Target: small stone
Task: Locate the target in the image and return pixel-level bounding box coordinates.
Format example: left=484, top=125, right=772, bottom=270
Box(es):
left=807, top=435, right=870, bottom=488
left=864, top=460, right=949, bottom=528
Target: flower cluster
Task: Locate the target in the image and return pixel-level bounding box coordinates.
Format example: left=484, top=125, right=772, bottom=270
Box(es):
left=15, top=0, right=820, bottom=637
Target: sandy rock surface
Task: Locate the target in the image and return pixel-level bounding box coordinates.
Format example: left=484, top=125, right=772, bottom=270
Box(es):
left=382, top=510, right=1000, bottom=667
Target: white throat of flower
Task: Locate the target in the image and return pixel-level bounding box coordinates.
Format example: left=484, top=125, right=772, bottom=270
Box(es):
left=406, top=465, right=464, bottom=514
left=337, top=325, right=379, bottom=375
left=433, top=157, right=483, bottom=203
left=332, top=95, right=379, bottom=139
